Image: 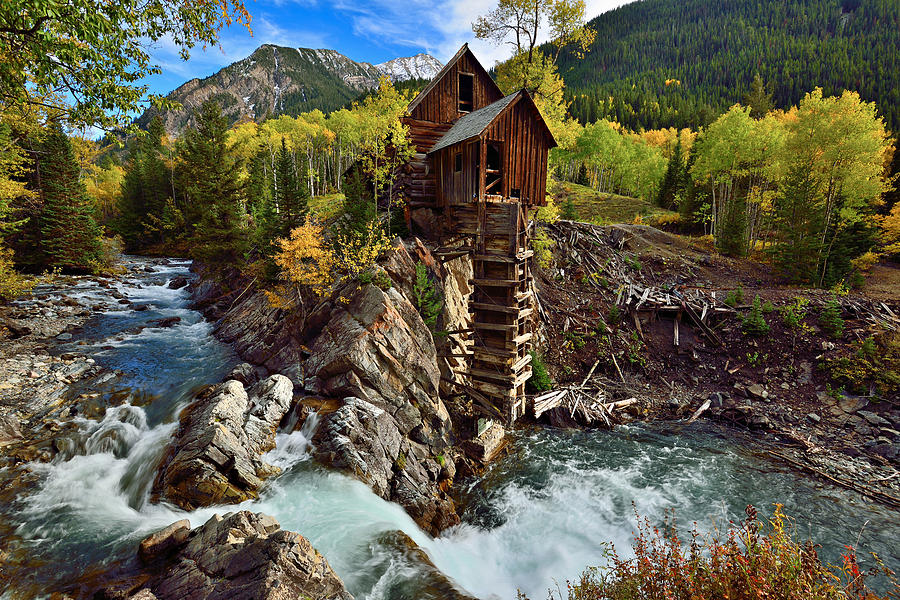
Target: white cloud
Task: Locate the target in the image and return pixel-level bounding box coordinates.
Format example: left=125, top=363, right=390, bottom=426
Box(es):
left=328, top=0, right=633, bottom=67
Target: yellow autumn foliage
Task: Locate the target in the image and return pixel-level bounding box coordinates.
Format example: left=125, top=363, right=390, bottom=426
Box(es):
left=271, top=218, right=336, bottom=299
left=269, top=217, right=393, bottom=309
left=880, top=203, right=900, bottom=256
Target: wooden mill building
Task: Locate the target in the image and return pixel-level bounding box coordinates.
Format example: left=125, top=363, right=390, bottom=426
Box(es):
left=398, top=44, right=557, bottom=423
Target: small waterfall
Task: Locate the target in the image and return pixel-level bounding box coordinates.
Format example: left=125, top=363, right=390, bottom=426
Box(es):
left=264, top=411, right=321, bottom=471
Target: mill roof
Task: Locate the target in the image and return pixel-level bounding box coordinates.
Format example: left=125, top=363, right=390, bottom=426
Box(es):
left=428, top=92, right=520, bottom=154
left=427, top=89, right=557, bottom=154
left=406, top=43, right=503, bottom=115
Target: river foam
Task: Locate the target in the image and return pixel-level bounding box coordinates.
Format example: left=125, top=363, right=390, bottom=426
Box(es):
left=4, top=256, right=899, bottom=600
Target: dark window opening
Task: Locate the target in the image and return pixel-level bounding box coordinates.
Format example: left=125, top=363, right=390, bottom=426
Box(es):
left=454, top=152, right=463, bottom=172
left=485, top=142, right=502, bottom=194
left=458, top=73, right=474, bottom=112
left=510, top=188, right=521, bottom=198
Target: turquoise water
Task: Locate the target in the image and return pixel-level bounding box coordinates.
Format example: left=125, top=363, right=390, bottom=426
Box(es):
left=3, top=258, right=898, bottom=599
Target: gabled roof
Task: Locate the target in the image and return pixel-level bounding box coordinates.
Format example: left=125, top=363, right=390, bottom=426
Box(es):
left=429, top=92, right=519, bottom=154
left=428, top=89, right=557, bottom=154
left=406, top=43, right=504, bottom=114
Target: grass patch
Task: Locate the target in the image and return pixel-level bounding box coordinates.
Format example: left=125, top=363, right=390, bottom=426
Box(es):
left=553, top=181, right=677, bottom=225
left=308, top=192, right=346, bottom=221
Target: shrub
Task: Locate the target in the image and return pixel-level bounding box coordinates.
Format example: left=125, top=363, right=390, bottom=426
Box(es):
left=526, top=350, right=553, bottom=393
left=535, top=197, right=560, bottom=223
left=650, top=213, right=683, bottom=228
left=820, top=297, right=845, bottom=339
left=532, top=228, right=555, bottom=270
left=825, top=331, right=900, bottom=396
left=561, top=196, right=579, bottom=221
left=359, top=268, right=392, bottom=291
left=724, top=286, right=744, bottom=307
left=742, top=295, right=771, bottom=336
left=608, top=305, right=622, bottom=326
left=413, top=262, right=442, bottom=332
left=781, top=297, right=810, bottom=330
left=270, top=218, right=336, bottom=300
left=850, top=250, right=879, bottom=273
left=545, top=504, right=899, bottom=600
left=0, top=246, right=33, bottom=301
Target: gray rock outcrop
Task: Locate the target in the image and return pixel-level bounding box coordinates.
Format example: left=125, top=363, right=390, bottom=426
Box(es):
left=152, top=375, right=293, bottom=509
left=193, top=240, right=463, bottom=534
left=119, top=511, right=352, bottom=600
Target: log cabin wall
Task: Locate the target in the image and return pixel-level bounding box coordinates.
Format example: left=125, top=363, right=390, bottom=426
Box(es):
left=399, top=118, right=450, bottom=208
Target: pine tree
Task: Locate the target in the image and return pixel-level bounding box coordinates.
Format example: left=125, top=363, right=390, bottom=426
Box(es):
left=179, top=101, right=247, bottom=264
left=744, top=74, right=774, bottom=119
left=274, top=137, right=307, bottom=236
left=116, top=115, right=170, bottom=247
left=339, top=167, right=376, bottom=238
left=37, top=122, right=102, bottom=271
left=657, top=139, right=684, bottom=209
left=575, top=162, right=590, bottom=186
left=561, top=195, right=578, bottom=220
left=771, top=164, right=823, bottom=283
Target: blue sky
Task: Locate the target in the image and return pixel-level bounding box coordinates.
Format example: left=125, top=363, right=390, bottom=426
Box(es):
left=142, top=0, right=632, bottom=98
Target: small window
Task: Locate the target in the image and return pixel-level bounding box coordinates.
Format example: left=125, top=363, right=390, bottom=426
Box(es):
left=454, top=152, right=463, bottom=172
left=510, top=188, right=521, bottom=198
left=458, top=73, right=474, bottom=112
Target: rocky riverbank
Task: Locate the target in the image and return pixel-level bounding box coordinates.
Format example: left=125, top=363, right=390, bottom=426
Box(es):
left=190, top=238, right=466, bottom=535
left=97, top=511, right=353, bottom=600
left=0, top=258, right=359, bottom=600
left=532, top=220, right=900, bottom=507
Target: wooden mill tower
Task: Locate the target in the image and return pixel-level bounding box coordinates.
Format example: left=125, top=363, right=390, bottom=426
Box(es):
left=396, top=44, right=557, bottom=423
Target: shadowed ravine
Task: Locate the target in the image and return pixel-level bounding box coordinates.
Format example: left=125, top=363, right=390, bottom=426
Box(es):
left=3, top=257, right=899, bottom=599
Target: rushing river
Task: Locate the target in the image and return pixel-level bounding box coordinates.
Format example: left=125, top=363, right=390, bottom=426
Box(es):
left=3, top=257, right=899, bottom=599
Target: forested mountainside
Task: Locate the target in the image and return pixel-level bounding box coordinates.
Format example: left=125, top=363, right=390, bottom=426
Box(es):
left=557, top=0, right=900, bottom=132
left=136, top=44, right=442, bottom=135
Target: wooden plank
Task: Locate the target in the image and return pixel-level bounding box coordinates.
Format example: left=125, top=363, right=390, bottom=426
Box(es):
left=471, top=278, right=520, bottom=287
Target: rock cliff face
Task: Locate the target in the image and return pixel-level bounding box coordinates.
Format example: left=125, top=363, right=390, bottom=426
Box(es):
left=108, top=511, right=352, bottom=600
left=191, top=239, right=465, bottom=534
left=152, top=375, right=293, bottom=509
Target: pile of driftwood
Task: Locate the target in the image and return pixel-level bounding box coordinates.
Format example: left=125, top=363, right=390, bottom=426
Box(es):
left=541, top=221, right=636, bottom=293
left=531, top=360, right=639, bottom=428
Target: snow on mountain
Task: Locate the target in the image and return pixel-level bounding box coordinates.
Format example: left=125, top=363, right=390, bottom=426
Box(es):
left=376, top=53, right=444, bottom=82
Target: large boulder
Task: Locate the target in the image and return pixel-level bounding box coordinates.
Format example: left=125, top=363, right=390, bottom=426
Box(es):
left=304, top=280, right=451, bottom=442
left=119, top=512, right=352, bottom=600
left=215, top=292, right=306, bottom=383
left=315, top=397, right=459, bottom=535
left=193, top=240, right=464, bottom=534
left=152, top=375, right=293, bottom=509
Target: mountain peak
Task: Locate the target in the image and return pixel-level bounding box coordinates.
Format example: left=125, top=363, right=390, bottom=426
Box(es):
left=138, top=45, right=443, bottom=134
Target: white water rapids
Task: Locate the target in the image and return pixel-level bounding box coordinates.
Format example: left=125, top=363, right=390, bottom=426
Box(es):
left=4, top=257, right=899, bottom=599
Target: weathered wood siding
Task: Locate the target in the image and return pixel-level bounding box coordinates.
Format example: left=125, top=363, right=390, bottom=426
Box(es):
left=433, top=99, right=552, bottom=209
left=409, top=51, right=503, bottom=123
left=481, top=99, right=550, bottom=207
left=434, top=141, right=480, bottom=208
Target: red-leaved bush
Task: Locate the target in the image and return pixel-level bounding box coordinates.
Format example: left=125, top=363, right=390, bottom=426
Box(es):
left=524, top=504, right=898, bottom=600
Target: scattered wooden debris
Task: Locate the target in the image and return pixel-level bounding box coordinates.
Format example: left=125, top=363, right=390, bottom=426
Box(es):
left=768, top=450, right=900, bottom=510
left=531, top=368, right=641, bottom=428
left=617, top=283, right=726, bottom=346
